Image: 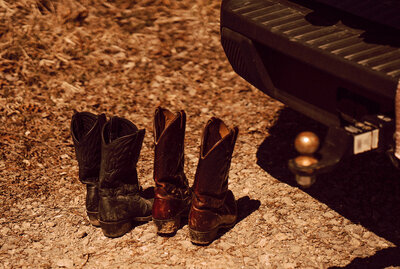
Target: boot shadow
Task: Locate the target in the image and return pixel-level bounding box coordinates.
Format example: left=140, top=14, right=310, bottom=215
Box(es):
left=192, top=196, right=261, bottom=246
left=236, top=196, right=262, bottom=223
left=140, top=186, right=155, bottom=200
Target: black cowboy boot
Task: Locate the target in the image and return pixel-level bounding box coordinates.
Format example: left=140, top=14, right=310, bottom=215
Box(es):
left=189, top=117, right=239, bottom=245
left=99, top=116, right=152, bottom=238
left=152, top=107, right=191, bottom=234
left=71, top=111, right=106, bottom=227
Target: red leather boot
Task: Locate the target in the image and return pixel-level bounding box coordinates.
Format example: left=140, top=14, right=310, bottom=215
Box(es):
left=152, top=107, right=191, bottom=234
left=189, top=117, right=238, bottom=244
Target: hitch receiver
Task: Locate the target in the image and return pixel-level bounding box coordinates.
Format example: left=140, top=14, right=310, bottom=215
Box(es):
left=289, top=115, right=394, bottom=188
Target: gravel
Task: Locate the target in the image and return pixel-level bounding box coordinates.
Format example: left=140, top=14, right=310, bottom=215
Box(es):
left=1, top=0, right=399, bottom=268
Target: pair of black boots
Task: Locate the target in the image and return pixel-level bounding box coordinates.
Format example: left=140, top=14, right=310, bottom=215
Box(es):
left=71, top=112, right=152, bottom=237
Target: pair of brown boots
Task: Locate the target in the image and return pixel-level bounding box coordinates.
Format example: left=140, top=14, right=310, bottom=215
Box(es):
left=71, top=107, right=238, bottom=244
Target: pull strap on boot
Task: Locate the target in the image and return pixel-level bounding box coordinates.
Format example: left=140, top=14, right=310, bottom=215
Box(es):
left=71, top=111, right=106, bottom=226
left=152, top=107, right=191, bottom=234
left=99, top=116, right=152, bottom=238
left=189, top=117, right=239, bottom=245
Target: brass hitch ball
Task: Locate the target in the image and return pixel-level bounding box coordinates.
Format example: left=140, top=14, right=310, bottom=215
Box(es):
left=294, top=131, right=320, bottom=155
left=294, top=155, right=318, bottom=167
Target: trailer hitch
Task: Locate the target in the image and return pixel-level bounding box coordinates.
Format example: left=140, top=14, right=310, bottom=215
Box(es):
left=289, top=115, right=394, bottom=188
left=288, top=127, right=351, bottom=187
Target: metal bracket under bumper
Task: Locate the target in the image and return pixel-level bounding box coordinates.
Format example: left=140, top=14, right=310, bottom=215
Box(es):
left=288, top=115, right=395, bottom=187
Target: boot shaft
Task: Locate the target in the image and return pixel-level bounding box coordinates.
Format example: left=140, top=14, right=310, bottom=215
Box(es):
left=193, top=117, right=238, bottom=198
left=98, top=116, right=152, bottom=237
left=99, top=116, right=145, bottom=189
left=71, top=111, right=106, bottom=184
left=188, top=118, right=238, bottom=244
left=153, top=107, right=187, bottom=188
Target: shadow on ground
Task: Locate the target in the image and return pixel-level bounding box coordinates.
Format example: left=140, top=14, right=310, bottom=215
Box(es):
left=256, top=108, right=400, bottom=268
left=195, top=196, right=261, bottom=246
left=154, top=194, right=260, bottom=242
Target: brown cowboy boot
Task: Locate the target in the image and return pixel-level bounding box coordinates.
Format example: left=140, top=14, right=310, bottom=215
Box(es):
left=152, top=107, right=191, bottom=234
left=189, top=117, right=238, bottom=244
left=99, top=116, right=152, bottom=238
left=71, top=111, right=106, bottom=227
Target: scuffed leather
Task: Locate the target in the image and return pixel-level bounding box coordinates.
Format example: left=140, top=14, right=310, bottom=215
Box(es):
left=86, top=184, right=99, bottom=213
left=152, top=196, right=184, bottom=220
left=152, top=107, right=191, bottom=220
left=189, top=190, right=237, bottom=232
left=189, top=118, right=238, bottom=231
left=99, top=116, right=152, bottom=222
left=99, top=193, right=152, bottom=222
left=71, top=112, right=106, bottom=216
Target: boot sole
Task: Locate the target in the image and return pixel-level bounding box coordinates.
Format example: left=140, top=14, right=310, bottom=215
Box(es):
left=87, top=211, right=100, bottom=227
left=100, top=215, right=152, bottom=238
left=153, top=216, right=181, bottom=235
left=189, top=222, right=235, bottom=245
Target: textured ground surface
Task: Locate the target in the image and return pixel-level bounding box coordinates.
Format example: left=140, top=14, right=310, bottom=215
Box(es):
left=1, top=0, right=400, bottom=268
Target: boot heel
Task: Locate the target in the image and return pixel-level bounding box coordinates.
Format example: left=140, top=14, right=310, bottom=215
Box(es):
left=100, top=220, right=132, bottom=238
left=153, top=216, right=180, bottom=234
left=189, top=227, right=218, bottom=245
left=87, top=211, right=100, bottom=227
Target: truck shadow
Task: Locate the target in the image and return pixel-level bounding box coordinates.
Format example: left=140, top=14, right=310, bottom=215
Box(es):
left=256, top=107, right=400, bottom=268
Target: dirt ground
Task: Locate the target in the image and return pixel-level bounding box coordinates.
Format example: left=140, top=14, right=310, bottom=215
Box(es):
left=1, top=0, right=400, bottom=268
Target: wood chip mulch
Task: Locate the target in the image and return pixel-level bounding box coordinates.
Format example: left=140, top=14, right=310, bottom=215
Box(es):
left=1, top=0, right=399, bottom=268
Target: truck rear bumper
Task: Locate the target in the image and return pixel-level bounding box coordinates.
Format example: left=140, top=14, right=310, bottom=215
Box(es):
left=221, top=0, right=400, bottom=183
left=221, top=0, right=400, bottom=126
